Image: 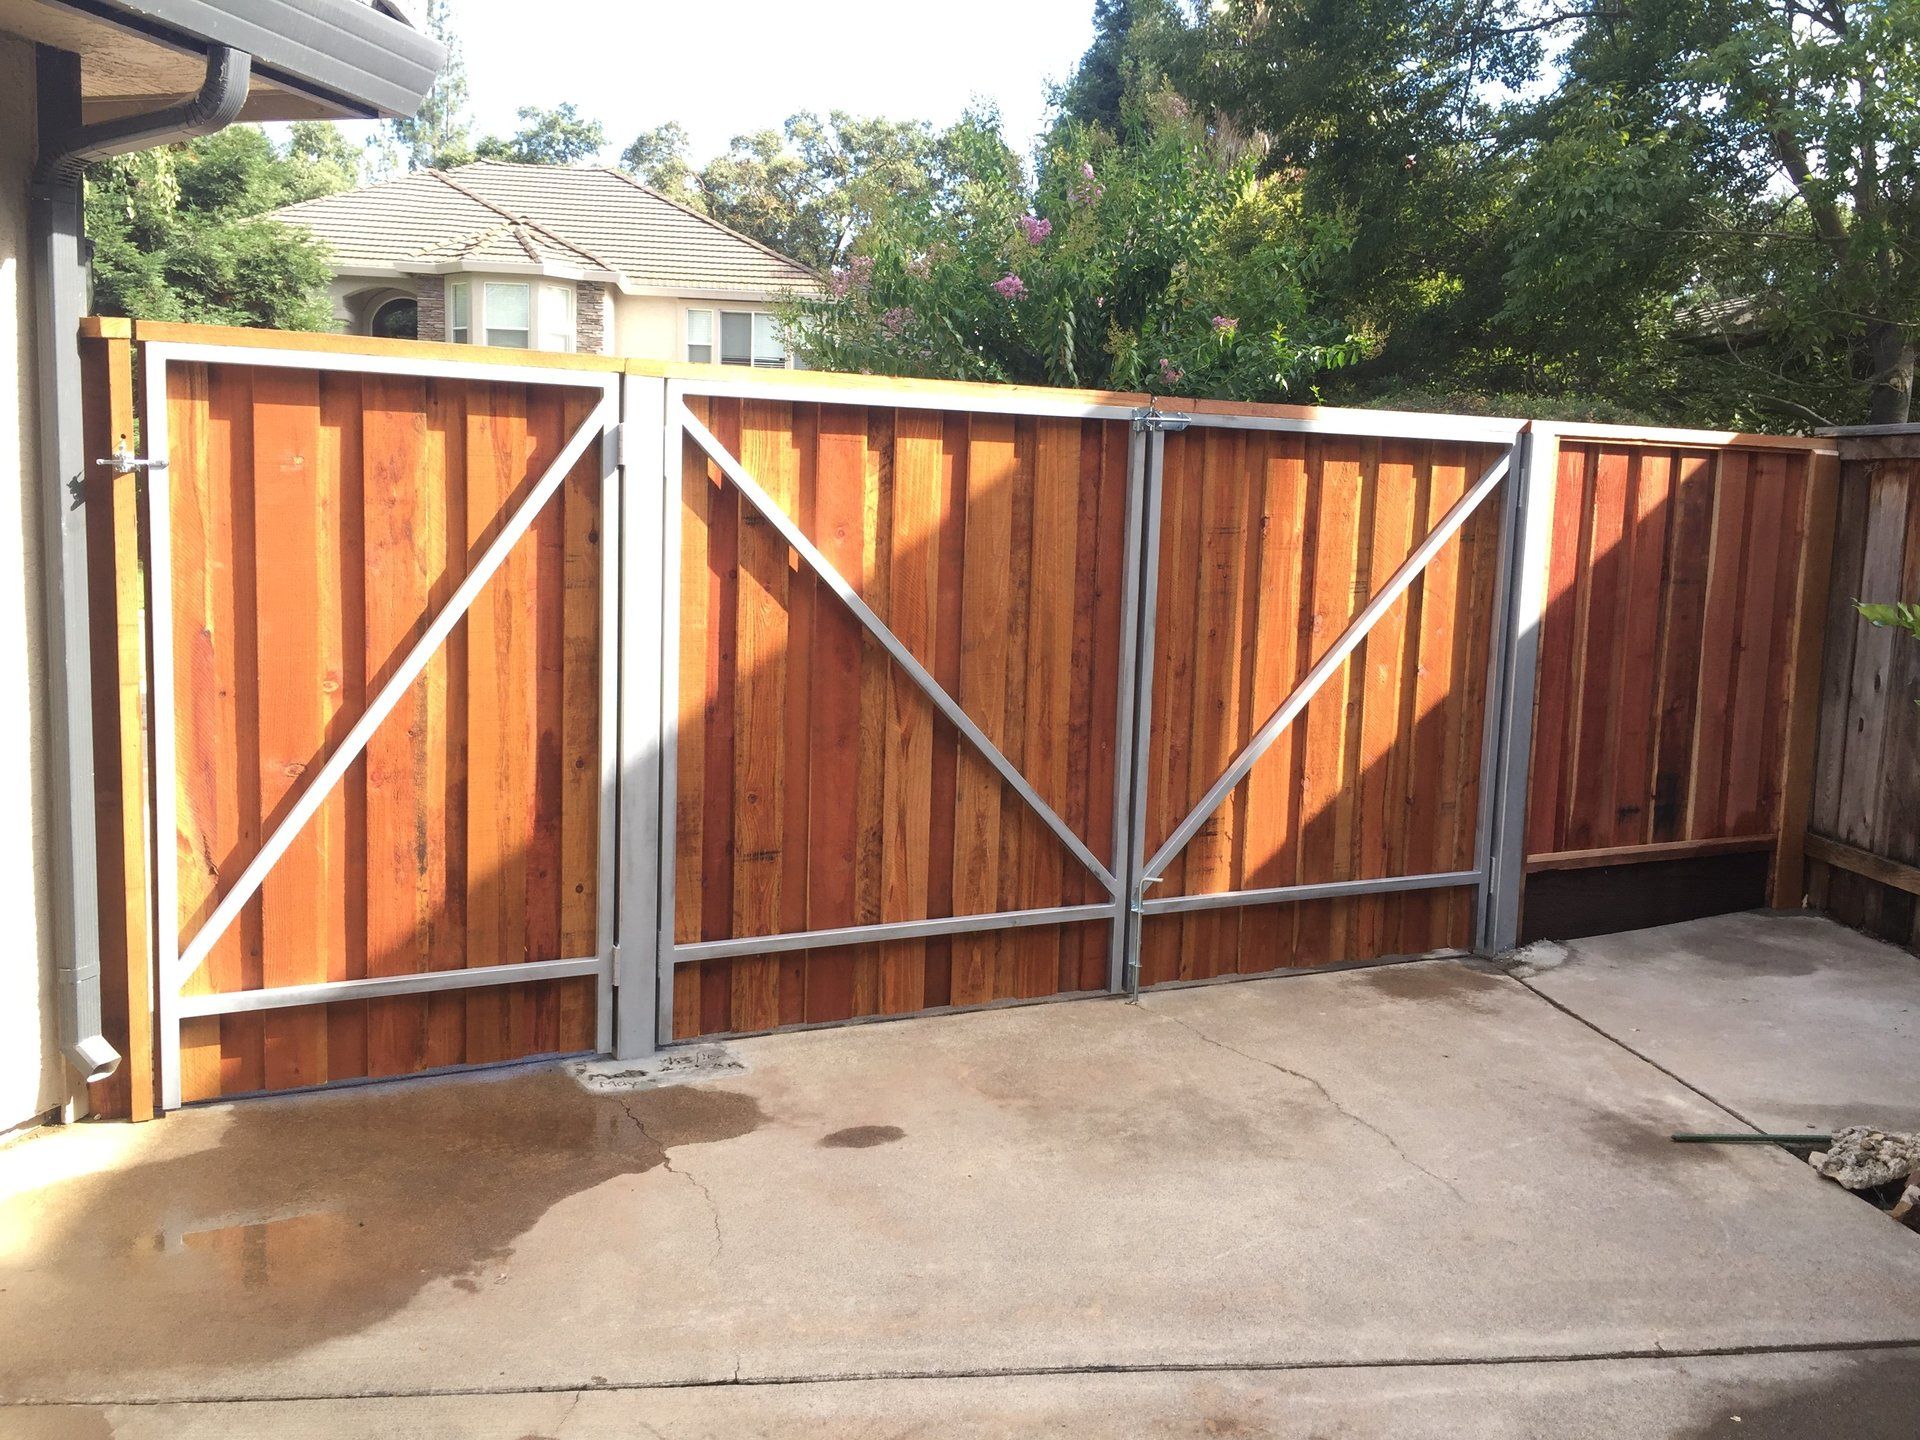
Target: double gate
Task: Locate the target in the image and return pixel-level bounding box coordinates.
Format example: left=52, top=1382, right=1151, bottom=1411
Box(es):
left=116, top=329, right=1741, bottom=1111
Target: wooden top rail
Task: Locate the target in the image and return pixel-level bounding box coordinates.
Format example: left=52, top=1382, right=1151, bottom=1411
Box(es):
left=83, top=317, right=1834, bottom=452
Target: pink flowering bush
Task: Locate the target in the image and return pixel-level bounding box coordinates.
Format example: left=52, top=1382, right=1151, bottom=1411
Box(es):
left=777, top=108, right=1364, bottom=398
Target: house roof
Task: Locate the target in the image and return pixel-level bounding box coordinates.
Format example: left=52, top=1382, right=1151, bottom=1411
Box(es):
left=274, top=161, right=817, bottom=295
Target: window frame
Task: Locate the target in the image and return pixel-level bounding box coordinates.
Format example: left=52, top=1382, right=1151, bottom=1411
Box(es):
left=685, top=306, right=792, bottom=368
left=449, top=281, right=471, bottom=344
left=483, top=281, right=532, bottom=349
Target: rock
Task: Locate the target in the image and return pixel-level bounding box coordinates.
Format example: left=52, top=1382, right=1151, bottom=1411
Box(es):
left=1808, top=1126, right=1920, bottom=1190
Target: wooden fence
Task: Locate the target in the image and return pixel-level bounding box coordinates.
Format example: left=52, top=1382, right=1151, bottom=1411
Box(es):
left=77, top=321, right=1843, bottom=1117
left=1520, top=429, right=1837, bottom=938
left=1134, top=429, right=1505, bottom=982
left=1807, top=427, right=1920, bottom=951
left=670, top=396, right=1132, bottom=1035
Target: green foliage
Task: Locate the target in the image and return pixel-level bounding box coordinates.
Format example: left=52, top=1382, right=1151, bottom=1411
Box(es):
left=1858, top=600, right=1920, bottom=643
left=1502, top=0, right=1920, bottom=427
left=382, top=0, right=473, bottom=170
left=475, top=104, right=606, bottom=166
left=779, top=107, right=1367, bottom=397
left=85, top=126, right=343, bottom=330
left=622, top=112, right=956, bottom=269
left=381, top=7, right=610, bottom=172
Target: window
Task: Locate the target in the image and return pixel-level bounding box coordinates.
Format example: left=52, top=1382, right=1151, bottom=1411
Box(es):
left=369, top=296, right=418, bottom=341
left=686, top=308, right=714, bottom=364
left=751, top=312, right=787, bottom=368
left=484, top=282, right=531, bottom=348
left=686, top=307, right=791, bottom=367
left=449, top=282, right=471, bottom=344
left=539, top=284, right=576, bottom=353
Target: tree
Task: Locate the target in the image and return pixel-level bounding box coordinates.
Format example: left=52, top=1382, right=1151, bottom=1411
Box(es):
left=1506, top=1, right=1920, bottom=425
left=622, top=111, right=955, bottom=269
left=86, top=126, right=343, bottom=330
left=1055, top=0, right=1189, bottom=132
left=475, top=104, right=606, bottom=165
left=780, top=108, right=1365, bottom=396
left=383, top=0, right=473, bottom=170
left=621, top=122, right=700, bottom=204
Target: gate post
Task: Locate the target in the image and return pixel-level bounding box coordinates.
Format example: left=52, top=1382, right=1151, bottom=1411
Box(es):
left=614, top=372, right=668, bottom=1058
left=1480, top=424, right=1560, bottom=953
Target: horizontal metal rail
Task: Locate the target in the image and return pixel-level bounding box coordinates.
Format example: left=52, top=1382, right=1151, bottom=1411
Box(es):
left=677, top=399, right=1119, bottom=896
left=674, top=905, right=1115, bottom=964
left=176, top=957, right=602, bottom=1018
left=1142, top=447, right=1514, bottom=886
left=1172, top=408, right=1524, bottom=447
left=1139, top=870, right=1480, bottom=918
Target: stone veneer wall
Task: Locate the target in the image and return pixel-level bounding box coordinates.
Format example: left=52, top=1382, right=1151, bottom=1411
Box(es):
left=413, top=275, right=447, bottom=342
left=575, top=281, right=607, bottom=355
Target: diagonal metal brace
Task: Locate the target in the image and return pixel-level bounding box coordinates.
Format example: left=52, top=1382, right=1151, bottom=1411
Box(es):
left=1142, top=447, right=1514, bottom=885
left=678, top=401, right=1120, bottom=897
left=171, top=389, right=618, bottom=987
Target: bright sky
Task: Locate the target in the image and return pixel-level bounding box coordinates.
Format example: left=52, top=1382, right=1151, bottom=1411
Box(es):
left=415, top=0, right=1099, bottom=164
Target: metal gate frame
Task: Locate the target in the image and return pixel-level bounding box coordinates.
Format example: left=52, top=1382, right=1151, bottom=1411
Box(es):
left=143, top=341, right=624, bottom=1110
left=622, top=375, right=1150, bottom=1049
left=1118, top=409, right=1531, bottom=982
left=613, top=379, right=1541, bottom=1056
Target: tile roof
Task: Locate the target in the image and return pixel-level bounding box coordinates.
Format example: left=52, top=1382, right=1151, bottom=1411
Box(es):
left=274, top=160, right=816, bottom=293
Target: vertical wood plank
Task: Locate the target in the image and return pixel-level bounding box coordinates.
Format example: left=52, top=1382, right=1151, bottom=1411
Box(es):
left=950, top=415, right=1014, bottom=1004
left=1140, top=433, right=1201, bottom=984
left=1723, top=452, right=1789, bottom=834
left=879, top=409, right=943, bottom=1011
left=1648, top=452, right=1716, bottom=843
left=804, top=406, right=866, bottom=1022
left=1687, top=453, right=1752, bottom=838
left=1771, top=453, right=1839, bottom=906
left=1525, top=442, right=1588, bottom=857
left=730, top=400, right=794, bottom=1030
left=1609, top=450, right=1672, bottom=847
left=1180, top=428, right=1251, bottom=979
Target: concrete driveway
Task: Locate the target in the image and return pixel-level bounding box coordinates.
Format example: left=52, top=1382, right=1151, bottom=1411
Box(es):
left=2, top=911, right=1916, bottom=1436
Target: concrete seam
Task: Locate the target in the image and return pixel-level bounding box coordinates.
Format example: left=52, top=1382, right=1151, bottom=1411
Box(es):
left=1497, top=971, right=1768, bottom=1135
left=10, top=1340, right=1920, bottom=1409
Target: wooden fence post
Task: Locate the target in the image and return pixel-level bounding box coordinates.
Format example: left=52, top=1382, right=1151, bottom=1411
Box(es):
left=1771, top=448, right=1840, bottom=909
left=81, top=317, right=156, bottom=1121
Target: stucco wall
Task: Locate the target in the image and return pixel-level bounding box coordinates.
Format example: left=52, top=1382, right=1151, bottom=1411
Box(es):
left=0, top=35, right=69, bottom=1133
left=613, top=293, right=681, bottom=360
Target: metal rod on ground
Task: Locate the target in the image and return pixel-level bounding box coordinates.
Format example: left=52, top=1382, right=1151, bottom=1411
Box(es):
left=1670, top=1133, right=1834, bottom=1145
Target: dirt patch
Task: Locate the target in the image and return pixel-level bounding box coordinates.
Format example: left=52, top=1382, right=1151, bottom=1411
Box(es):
left=819, top=1125, right=905, bottom=1149
left=0, top=1068, right=763, bottom=1389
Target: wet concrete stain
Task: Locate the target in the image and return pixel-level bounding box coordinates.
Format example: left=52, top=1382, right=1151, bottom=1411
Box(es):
left=819, top=1124, right=905, bottom=1149
left=1582, top=1113, right=1744, bottom=1167
left=1353, top=962, right=1504, bottom=1010
left=0, top=1069, right=763, bottom=1380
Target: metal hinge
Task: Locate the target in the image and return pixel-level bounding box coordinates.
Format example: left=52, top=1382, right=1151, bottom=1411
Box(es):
left=95, top=445, right=167, bottom=476
left=609, top=942, right=620, bottom=987
left=1131, top=405, right=1191, bottom=433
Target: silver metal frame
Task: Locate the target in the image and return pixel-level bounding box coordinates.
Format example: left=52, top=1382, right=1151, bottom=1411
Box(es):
left=143, top=341, right=623, bottom=1109
left=1120, top=414, right=1526, bottom=984
left=651, top=378, right=1148, bottom=1038
left=1480, top=425, right=1561, bottom=952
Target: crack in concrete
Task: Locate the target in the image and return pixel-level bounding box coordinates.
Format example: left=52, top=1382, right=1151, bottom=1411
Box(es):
left=548, top=1388, right=585, bottom=1437
left=15, top=1339, right=1920, bottom=1409
left=1157, top=1009, right=1466, bottom=1203
left=616, top=1097, right=725, bottom=1265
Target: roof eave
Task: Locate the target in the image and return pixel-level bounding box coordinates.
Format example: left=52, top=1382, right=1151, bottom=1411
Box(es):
left=48, top=0, right=445, bottom=119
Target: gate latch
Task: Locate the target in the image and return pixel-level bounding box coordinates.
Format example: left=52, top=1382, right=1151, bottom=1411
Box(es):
left=1131, top=405, right=1190, bottom=433
left=96, top=445, right=168, bottom=476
